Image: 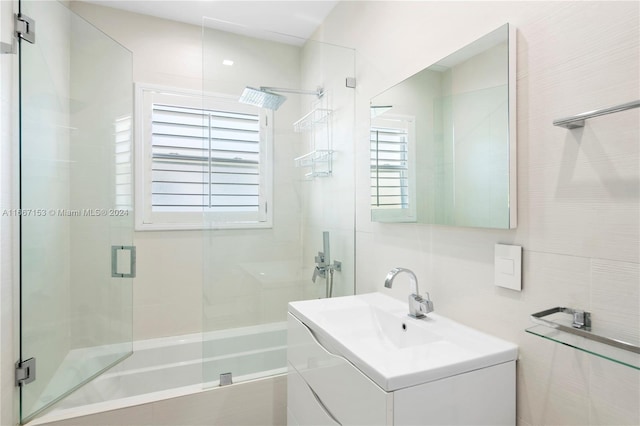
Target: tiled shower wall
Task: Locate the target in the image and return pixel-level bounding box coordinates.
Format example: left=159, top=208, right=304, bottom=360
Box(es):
left=316, top=1, right=639, bottom=425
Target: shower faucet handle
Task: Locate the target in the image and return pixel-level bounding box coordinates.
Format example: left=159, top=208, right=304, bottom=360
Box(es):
left=312, top=265, right=326, bottom=283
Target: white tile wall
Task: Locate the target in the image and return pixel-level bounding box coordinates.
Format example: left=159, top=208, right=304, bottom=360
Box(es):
left=590, top=259, right=639, bottom=345
left=317, top=1, right=639, bottom=425
left=589, top=357, right=640, bottom=425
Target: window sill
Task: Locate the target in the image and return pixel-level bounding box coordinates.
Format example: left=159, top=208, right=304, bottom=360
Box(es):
left=135, top=221, right=273, bottom=232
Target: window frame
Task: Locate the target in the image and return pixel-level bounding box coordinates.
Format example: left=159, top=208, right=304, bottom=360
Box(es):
left=135, top=83, right=273, bottom=231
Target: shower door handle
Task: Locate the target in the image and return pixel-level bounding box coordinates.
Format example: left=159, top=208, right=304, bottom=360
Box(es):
left=111, top=245, right=136, bottom=278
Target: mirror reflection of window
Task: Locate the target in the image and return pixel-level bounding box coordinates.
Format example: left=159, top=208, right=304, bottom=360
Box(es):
left=370, top=112, right=416, bottom=222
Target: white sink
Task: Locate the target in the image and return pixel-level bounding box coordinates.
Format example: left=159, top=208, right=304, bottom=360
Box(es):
left=288, top=292, right=518, bottom=391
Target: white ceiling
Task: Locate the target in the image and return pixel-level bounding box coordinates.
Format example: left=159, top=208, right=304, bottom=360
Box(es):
left=84, top=1, right=339, bottom=45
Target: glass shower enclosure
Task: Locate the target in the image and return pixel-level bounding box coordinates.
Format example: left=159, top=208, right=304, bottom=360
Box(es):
left=201, top=20, right=356, bottom=387
left=18, top=1, right=134, bottom=422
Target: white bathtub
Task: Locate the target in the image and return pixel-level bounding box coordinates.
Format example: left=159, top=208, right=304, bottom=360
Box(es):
left=30, top=322, right=287, bottom=425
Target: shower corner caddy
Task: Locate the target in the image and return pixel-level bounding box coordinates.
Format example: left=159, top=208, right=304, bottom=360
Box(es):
left=294, top=150, right=333, bottom=178
left=293, top=107, right=332, bottom=133
left=294, top=107, right=334, bottom=178
left=526, top=307, right=640, bottom=370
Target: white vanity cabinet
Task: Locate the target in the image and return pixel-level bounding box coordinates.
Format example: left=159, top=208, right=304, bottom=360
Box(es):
left=287, top=294, right=517, bottom=426
left=287, top=314, right=392, bottom=425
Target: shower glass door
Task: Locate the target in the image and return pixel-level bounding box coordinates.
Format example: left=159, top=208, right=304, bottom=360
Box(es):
left=201, top=19, right=356, bottom=388
left=19, top=1, right=134, bottom=422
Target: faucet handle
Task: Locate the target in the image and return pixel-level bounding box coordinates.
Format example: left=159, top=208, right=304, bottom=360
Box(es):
left=409, top=292, right=434, bottom=318
left=422, top=292, right=434, bottom=314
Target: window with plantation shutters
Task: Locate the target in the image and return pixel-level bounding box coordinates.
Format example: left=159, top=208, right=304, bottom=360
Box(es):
left=136, top=85, right=272, bottom=230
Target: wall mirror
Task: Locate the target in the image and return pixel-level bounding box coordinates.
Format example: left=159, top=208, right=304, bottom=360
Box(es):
left=370, top=23, right=516, bottom=228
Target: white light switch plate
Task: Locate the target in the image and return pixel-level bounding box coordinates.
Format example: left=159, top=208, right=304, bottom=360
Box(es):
left=495, top=244, right=522, bottom=291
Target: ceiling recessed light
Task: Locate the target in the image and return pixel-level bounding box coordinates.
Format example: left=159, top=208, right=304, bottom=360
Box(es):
left=222, top=59, right=234, bottom=66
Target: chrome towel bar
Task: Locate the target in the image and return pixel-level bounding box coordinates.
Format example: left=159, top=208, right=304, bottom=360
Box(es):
left=553, top=99, right=640, bottom=129
left=530, top=307, right=640, bottom=354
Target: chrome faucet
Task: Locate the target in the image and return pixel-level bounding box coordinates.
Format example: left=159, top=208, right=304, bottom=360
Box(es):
left=312, top=251, right=327, bottom=283
left=384, top=267, right=434, bottom=318
left=312, top=231, right=342, bottom=297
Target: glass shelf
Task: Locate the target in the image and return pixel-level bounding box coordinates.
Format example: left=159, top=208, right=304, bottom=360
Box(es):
left=526, top=325, right=640, bottom=370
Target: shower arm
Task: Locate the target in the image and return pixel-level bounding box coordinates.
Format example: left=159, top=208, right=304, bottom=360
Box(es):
left=260, top=86, right=324, bottom=98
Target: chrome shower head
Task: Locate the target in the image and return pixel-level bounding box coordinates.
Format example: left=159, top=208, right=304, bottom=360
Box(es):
left=239, top=87, right=287, bottom=111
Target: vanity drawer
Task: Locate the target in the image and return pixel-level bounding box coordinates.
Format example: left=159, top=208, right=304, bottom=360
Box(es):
left=287, top=363, right=340, bottom=426
left=287, top=313, right=392, bottom=425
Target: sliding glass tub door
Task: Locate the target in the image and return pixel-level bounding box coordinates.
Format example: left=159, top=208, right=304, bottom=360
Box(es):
left=18, top=1, right=134, bottom=422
